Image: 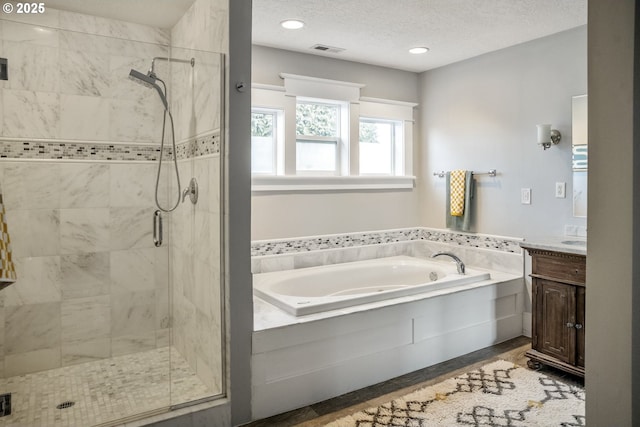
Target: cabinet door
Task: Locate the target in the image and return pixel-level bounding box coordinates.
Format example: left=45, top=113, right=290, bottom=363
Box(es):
left=534, top=279, right=576, bottom=365
left=576, top=286, right=585, bottom=368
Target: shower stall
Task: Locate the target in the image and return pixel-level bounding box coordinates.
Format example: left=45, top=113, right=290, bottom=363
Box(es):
left=0, top=1, right=226, bottom=425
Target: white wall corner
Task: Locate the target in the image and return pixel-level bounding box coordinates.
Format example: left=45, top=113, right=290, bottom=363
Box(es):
left=522, top=312, right=532, bottom=337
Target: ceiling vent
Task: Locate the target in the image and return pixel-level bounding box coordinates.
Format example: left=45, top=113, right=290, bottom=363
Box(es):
left=310, top=44, right=345, bottom=54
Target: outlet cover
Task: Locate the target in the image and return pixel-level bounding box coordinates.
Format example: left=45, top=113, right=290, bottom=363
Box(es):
left=555, top=182, right=566, bottom=198
left=521, top=188, right=531, bottom=204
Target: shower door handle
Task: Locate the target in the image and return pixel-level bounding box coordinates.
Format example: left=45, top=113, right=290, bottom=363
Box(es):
left=153, top=210, right=163, bottom=247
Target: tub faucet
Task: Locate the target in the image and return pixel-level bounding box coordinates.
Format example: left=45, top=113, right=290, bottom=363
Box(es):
left=432, top=252, right=466, bottom=275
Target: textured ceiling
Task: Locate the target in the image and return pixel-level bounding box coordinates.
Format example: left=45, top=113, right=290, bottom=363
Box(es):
left=252, top=0, right=587, bottom=72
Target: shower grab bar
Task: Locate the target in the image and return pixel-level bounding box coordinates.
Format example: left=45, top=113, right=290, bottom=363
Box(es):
left=153, top=210, right=163, bottom=247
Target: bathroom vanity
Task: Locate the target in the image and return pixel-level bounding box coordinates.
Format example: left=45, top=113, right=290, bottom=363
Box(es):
left=521, top=240, right=586, bottom=377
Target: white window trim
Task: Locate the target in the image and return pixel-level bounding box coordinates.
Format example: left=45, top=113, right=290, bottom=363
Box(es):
left=250, top=78, right=417, bottom=192
left=251, top=175, right=416, bottom=192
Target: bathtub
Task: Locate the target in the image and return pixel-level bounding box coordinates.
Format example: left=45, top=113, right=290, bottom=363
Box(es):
left=253, top=255, right=491, bottom=316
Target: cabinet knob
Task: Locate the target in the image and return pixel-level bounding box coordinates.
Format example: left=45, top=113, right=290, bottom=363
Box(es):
left=566, top=322, right=575, bottom=328
left=575, top=323, right=583, bottom=329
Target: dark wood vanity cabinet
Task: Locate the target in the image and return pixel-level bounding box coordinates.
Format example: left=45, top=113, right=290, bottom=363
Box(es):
left=522, top=246, right=585, bottom=377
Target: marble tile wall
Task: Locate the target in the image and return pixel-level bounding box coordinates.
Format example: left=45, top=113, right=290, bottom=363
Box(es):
left=0, top=161, right=170, bottom=377
left=0, top=4, right=226, bottom=391
left=170, top=0, right=228, bottom=55
left=170, top=156, right=222, bottom=394
left=167, top=0, right=225, bottom=395
left=0, top=11, right=170, bottom=143
left=170, top=48, right=223, bottom=143
left=0, top=8, right=169, bottom=378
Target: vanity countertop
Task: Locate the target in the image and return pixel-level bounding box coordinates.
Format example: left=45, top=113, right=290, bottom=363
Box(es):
left=520, top=237, right=586, bottom=256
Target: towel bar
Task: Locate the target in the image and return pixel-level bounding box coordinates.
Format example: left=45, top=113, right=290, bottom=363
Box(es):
left=433, top=169, right=497, bottom=178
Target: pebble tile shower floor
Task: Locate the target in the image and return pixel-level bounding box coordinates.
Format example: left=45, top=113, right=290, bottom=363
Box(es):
left=0, top=347, right=213, bottom=427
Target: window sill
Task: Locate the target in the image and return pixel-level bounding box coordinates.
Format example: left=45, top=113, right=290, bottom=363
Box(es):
left=251, top=175, right=416, bottom=192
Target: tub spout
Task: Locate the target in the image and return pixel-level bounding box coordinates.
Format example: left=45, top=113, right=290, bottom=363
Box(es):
left=431, top=252, right=466, bottom=275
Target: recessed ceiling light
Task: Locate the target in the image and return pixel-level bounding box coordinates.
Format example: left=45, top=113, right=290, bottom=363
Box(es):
left=281, top=19, right=305, bottom=30
left=409, top=47, right=430, bottom=54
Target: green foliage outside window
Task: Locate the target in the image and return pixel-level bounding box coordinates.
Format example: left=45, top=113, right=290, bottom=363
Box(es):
left=359, top=121, right=379, bottom=143
left=251, top=112, right=273, bottom=137
left=296, top=102, right=338, bottom=137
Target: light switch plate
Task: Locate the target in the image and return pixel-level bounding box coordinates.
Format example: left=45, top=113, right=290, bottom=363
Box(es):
left=555, top=182, right=566, bottom=198
left=521, top=188, right=531, bottom=204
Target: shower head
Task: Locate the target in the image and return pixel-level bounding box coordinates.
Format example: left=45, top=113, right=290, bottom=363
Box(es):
left=129, top=68, right=168, bottom=110
left=129, top=68, right=156, bottom=86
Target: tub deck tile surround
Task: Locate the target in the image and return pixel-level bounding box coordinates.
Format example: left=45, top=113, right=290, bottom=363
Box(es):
left=250, top=228, right=526, bottom=420
left=251, top=228, right=524, bottom=276
left=251, top=227, right=523, bottom=257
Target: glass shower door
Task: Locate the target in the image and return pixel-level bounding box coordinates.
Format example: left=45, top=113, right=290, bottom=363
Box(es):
left=167, top=48, right=225, bottom=407
left=0, top=18, right=175, bottom=425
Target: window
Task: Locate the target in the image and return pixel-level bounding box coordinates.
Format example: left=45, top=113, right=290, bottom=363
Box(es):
left=296, top=100, right=341, bottom=174
left=251, top=109, right=279, bottom=174
left=250, top=76, right=416, bottom=191
left=359, top=118, right=403, bottom=175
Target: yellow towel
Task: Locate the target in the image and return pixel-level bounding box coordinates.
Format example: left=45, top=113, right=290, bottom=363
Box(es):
left=450, top=170, right=466, bottom=216
left=0, top=193, right=16, bottom=286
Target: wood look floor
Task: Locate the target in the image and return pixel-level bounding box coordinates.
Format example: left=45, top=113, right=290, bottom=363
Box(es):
left=243, top=336, right=584, bottom=427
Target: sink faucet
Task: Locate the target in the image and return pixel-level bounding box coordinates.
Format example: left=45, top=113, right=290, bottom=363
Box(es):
left=431, top=252, right=466, bottom=275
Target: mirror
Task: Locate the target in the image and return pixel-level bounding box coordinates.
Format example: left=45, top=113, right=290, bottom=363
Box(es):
left=572, top=95, right=588, bottom=217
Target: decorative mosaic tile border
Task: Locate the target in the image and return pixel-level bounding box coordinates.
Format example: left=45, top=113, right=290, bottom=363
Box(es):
left=251, top=227, right=523, bottom=257
left=0, top=132, right=219, bottom=162
left=0, top=140, right=162, bottom=161
left=419, top=229, right=523, bottom=253
left=175, top=133, right=221, bottom=160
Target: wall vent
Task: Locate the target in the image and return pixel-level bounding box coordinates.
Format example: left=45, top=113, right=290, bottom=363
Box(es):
left=310, top=44, right=345, bottom=54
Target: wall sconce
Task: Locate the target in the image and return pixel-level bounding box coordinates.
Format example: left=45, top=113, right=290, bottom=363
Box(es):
left=537, top=124, right=562, bottom=150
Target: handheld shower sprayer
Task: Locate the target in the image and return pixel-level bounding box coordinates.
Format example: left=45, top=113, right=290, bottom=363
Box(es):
left=127, top=56, right=195, bottom=215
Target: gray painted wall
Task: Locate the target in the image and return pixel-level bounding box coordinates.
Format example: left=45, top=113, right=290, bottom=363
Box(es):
left=251, top=29, right=587, bottom=241
left=418, top=27, right=587, bottom=240
left=253, top=45, right=420, bottom=102
left=586, top=0, right=636, bottom=424
left=251, top=46, right=422, bottom=240
left=252, top=190, right=420, bottom=240
left=228, top=0, right=253, bottom=425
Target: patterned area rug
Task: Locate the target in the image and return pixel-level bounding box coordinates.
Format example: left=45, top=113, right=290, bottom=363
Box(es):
left=326, top=360, right=585, bottom=427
